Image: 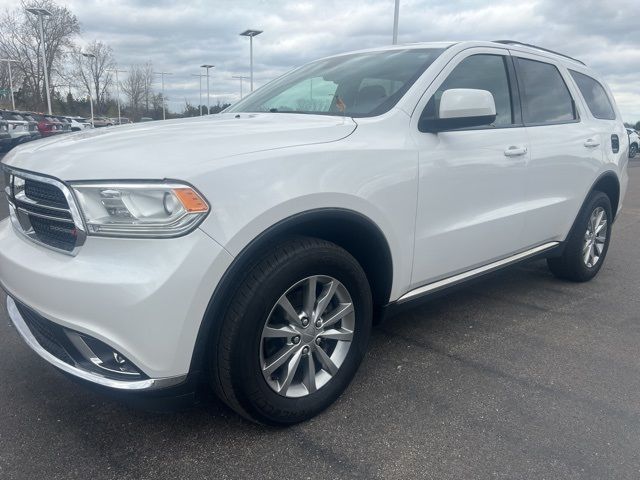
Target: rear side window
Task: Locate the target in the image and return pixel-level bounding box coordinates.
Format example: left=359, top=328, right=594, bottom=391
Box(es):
left=515, top=58, right=577, bottom=125
left=569, top=70, right=616, bottom=120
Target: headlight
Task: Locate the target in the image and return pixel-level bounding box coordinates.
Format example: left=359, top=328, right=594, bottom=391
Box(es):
left=70, top=181, right=209, bottom=238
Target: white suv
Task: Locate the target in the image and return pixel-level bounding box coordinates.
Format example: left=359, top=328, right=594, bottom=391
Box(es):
left=0, top=40, right=629, bottom=425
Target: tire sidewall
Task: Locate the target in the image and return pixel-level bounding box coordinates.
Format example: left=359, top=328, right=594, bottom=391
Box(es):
left=228, top=244, right=372, bottom=425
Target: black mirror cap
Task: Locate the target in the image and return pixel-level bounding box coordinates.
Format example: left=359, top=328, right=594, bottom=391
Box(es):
left=419, top=114, right=497, bottom=133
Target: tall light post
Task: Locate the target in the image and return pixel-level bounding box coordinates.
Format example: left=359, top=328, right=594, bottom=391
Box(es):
left=200, top=64, right=214, bottom=114
left=191, top=73, right=205, bottom=115
left=0, top=59, right=19, bottom=110
left=153, top=71, right=172, bottom=120
left=392, top=0, right=400, bottom=44
left=82, top=52, right=96, bottom=126
left=26, top=7, right=53, bottom=114
left=239, top=29, right=262, bottom=92
left=232, top=75, right=250, bottom=100
left=107, top=68, right=127, bottom=123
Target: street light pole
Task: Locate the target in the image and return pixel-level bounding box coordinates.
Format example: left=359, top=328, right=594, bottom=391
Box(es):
left=201, top=65, right=214, bottom=114
left=392, top=0, right=400, bottom=45
left=153, top=71, right=172, bottom=120
left=232, top=75, right=249, bottom=100
left=26, top=8, right=53, bottom=114
left=82, top=53, right=96, bottom=125
left=191, top=73, right=205, bottom=115
left=0, top=59, right=18, bottom=110
left=107, top=68, right=127, bottom=123
left=240, top=30, right=263, bottom=92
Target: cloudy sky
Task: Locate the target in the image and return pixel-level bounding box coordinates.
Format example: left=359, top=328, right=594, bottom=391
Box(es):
left=28, top=0, right=640, bottom=120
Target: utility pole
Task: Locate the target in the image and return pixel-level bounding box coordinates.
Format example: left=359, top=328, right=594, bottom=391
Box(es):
left=191, top=73, right=205, bottom=115
left=107, top=68, right=127, bottom=123
left=26, top=8, right=53, bottom=114
left=240, top=30, right=263, bottom=92
left=82, top=53, right=96, bottom=125
left=392, top=0, right=400, bottom=45
left=0, top=59, right=18, bottom=109
left=153, top=71, right=172, bottom=120
left=232, top=75, right=250, bottom=100
left=201, top=65, right=214, bottom=114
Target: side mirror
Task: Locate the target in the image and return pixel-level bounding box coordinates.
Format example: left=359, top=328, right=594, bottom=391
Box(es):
left=421, top=88, right=497, bottom=133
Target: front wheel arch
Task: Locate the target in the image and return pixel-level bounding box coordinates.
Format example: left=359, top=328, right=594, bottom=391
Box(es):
left=189, top=208, right=393, bottom=376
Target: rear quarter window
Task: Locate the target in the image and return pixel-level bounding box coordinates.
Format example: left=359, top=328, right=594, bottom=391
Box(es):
left=569, top=70, right=616, bottom=120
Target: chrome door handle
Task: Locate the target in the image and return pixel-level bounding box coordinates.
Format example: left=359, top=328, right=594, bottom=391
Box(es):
left=584, top=139, right=600, bottom=148
left=504, top=146, right=528, bottom=157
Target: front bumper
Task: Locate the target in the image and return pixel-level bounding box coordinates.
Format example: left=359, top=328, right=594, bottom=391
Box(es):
left=0, top=217, right=234, bottom=388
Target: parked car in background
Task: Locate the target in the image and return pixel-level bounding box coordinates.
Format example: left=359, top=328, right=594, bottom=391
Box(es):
left=17, top=113, right=42, bottom=142
left=31, top=113, right=63, bottom=138
left=626, top=128, right=638, bottom=158
left=0, top=110, right=32, bottom=148
left=0, top=40, right=629, bottom=425
left=92, top=116, right=113, bottom=127
left=0, top=118, right=11, bottom=151
left=53, top=116, right=72, bottom=133
left=68, top=116, right=93, bottom=131
left=111, top=117, right=132, bottom=125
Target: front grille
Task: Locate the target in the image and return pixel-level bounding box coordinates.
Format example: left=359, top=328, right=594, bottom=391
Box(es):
left=16, top=303, right=75, bottom=366
left=25, top=179, right=69, bottom=208
left=29, top=215, right=77, bottom=252
left=3, top=168, right=85, bottom=254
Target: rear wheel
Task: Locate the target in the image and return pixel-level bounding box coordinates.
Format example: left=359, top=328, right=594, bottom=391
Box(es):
left=211, top=237, right=372, bottom=425
left=547, top=191, right=612, bottom=282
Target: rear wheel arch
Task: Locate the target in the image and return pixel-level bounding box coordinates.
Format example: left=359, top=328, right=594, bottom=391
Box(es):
left=190, top=208, right=394, bottom=375
left=591, top=171, right=620, bottom=219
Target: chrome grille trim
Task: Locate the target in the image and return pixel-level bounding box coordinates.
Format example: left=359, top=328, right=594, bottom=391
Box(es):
left=2, top=165, right=87, bottom=255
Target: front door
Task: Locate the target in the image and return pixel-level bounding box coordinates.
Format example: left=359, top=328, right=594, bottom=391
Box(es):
left=409, top=49, right=529, bottom=289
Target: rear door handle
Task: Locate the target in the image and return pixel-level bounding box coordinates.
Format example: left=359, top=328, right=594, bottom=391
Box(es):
left=584, top=139, right=600, bottom=148
left=504, top=146, right=528, bottom=157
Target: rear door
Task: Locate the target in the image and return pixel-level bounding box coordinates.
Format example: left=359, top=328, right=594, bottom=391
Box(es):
left=512, top=53, right=603, bottom=245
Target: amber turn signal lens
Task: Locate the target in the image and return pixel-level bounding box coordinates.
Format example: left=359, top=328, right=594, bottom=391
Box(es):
left=173, top=188, right=209, bottom=213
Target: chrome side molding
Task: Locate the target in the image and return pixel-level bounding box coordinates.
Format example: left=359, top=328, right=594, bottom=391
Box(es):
left=397, top=242, right=560, bottom=303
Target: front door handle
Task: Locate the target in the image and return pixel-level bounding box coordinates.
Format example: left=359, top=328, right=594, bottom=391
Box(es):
left=504, top=146, right=528, bottom=157
left=584, top=139, right=601, bottom=148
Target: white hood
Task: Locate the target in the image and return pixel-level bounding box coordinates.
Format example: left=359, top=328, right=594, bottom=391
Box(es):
left=2, top=113, right=357, bottom=181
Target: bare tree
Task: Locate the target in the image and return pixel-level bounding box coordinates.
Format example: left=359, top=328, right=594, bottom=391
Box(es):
left=121, top=62, right=154, bottom=119
left=0, top=0, right=80, bottom=111
left=70, top=40, right=114, bottom=114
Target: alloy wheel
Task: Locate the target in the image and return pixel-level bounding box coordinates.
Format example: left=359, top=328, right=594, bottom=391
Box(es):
left=260, top=275, right=355, bottom=398
left=583, top=206, right=607, bottom=268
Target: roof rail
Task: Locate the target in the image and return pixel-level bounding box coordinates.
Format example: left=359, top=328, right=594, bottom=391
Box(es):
left=493, top=40, right=586, bottom=66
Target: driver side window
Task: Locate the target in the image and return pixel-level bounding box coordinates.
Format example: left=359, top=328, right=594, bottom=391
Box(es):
left=420, top=54, right=514, bottom=128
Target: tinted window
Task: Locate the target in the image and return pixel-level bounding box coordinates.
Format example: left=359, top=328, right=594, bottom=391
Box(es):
left=516, top=58, right=576, bottom=124
left=227, top=48, right=444, bottom=117
left=421, top=54, right=514, bottom=127
left=569, top=70, right=616, bottom=120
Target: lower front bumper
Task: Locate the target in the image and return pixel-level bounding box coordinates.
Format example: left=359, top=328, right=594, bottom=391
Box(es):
left=6, top=295, right=184, bottom=391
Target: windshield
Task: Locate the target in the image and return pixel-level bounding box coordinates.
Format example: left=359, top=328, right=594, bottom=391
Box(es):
left=227, top=48, right=444, bottom=118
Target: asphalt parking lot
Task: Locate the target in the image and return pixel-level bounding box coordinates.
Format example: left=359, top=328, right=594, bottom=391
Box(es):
left=0, top=153, right=639, bottom=480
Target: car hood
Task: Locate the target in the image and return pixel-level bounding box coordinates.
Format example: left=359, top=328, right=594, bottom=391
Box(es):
left=2, top=113, right=357, bottom=181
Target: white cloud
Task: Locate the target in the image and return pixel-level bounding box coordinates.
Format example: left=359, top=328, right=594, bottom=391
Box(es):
left=49, top=0, right=640, bottom=121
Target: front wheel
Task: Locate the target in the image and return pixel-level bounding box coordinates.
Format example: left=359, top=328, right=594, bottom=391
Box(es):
left=547, top=191, right=612, bottom=282
left=211, top=237, right=372, bottom=425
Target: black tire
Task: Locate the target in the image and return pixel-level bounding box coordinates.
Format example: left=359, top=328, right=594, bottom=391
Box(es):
left=210, top=236, right=372, bottom=425
left=547, top=191, right=612, bottom=282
